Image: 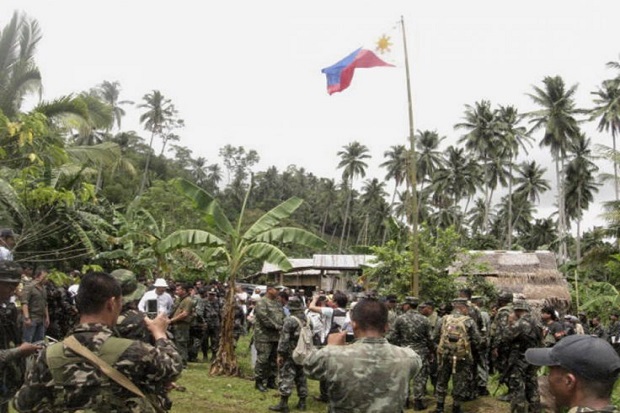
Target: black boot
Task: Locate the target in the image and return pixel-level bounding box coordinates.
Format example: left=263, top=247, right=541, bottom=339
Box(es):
left=413, top=399, right=426, bottom=411
left=434, top=401, right=444, bottom=413
left=296, top=397, right=306, bottom=411
left=255, top=379, right=267, bottom=392
left=268, top=396, right=289, bottom=412
left=452, top=402, right=463, bottom=413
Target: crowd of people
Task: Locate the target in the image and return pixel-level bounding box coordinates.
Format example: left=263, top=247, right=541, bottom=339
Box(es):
left=0, top=242, right=619, bottom=412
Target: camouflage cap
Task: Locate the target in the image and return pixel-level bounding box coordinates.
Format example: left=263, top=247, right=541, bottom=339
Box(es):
left=110, top=269, right=146, bottom=305
left=452, top=298, right=468, bottom=306
left=498, top=291, right=513, bottom=302
left=513, top=299, right=530, bottom=312
left=0, top=260, right=21, bottom=283
left=288, top=296, right=303, bottom=310
left=403, top=296, right=419, bottom=305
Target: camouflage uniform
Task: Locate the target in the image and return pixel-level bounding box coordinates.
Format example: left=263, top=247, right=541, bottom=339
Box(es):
left=13, top=323, right=183, bottom=412
left=117, top=308, right=151, bottom=343
left=591, top=324, right=608, bottom=340
left=0, top=297, right=24, bottom=413
left=506, top=304, right=541, bottom=413
left=171, top=294, right=194, bottom=364
left=435, top=308, right=482, bottom=409
left=202, top=295, right=222, bottom=361
left=304, top=336, right=421, bottom=412
left=188, top=294, right=205, bottom=362
left=386, top=307, right=433, bottom=405
left=490, top=302, right=513, bottom=380
left=271, top=299, right=308, bottom=411
left=254, top=295, right=284, bottom=387
left=567, top=407, right=620, bottom=413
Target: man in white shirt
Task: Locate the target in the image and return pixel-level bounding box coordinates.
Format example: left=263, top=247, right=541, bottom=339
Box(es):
left=138, top=278, right=174, bottom=316
left=0, top=229, right=16, bottom=261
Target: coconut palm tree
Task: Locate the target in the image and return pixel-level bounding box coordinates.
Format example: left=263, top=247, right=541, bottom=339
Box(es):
left=358, top=178, right=389, bottom=245
left=590, top=79, right=620, bottom=201
left=415, top=130, right=445, bottom=190
left=527, top=75, right=581, bottom=263
left=380, top=144, right=408, bottom=209
left=138, top=90, right=178, bottom=195
left=336, top=141, right=370, bottom=252
left=96, top=80, right=134, bottom=131
left=565, top=134, right=600, bottom=263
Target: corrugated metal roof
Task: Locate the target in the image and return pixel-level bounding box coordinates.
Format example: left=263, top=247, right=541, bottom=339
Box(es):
left=259, top=255, right=377, bottom=275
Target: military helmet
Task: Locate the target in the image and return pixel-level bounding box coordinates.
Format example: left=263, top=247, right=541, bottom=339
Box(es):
left=451, top=298, right=468, bottom=306
left=513, top=299, right=530, bottom=312
left=498, top=291, right=513, bottom=302
left=111, top=269, right=146, bottom=305
left=288, top=296, right=303, bottom=310
left=0, top=260, right=21, bottom=283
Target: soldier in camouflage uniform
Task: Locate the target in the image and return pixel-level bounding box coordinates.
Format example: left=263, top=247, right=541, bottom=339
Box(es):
left=112, top=269, right=150, bottom=343
left=254, top=284, right=284, bottom=392
left=420, top=301, right=440, bottom=392
left=471, top=295, right=491, bottom=397
left=387, top=296, right=433, bottom=411
left=169, top=283, right=194, bottom=366
left=526, top=335, right=620, bottom=413
left=269, top=297, right=308, bottom=412
left=505, top=300, right=541, bottom=413
left=13, top=271, right=183, bottom=413
left=304, top=298, right=421, bottom=413
left=202, top=288, right=222, bottom=362
left=434, top=298, right=482, bottom=413
left=591, top=316, right=608, bottom=340
left=188, top=286, right=205, bottom=362
left=490, top=291, right=513, bottom=400
left=0, top=262, right=40, bottom=413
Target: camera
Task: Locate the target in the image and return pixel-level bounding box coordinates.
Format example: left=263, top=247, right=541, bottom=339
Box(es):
left=146, top=299, right=158, bottom=318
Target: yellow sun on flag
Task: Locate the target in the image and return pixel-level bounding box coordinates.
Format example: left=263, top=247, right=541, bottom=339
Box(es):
left=375, top=34, right=392, bottom=54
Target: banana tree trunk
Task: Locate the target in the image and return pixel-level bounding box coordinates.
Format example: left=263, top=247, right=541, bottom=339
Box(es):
left=210, top=277, right=240, bottom=376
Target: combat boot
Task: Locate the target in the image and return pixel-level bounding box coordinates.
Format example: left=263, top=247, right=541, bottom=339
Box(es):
left=434, top=401, right=444, bottom=413
left=255, top=379, right=267, bottom=392
left=296, top=397, right=306, bottom=411
left=268, top=396, right=289, bottom=412
left=452, top=402, right=463, bottom=413
left=413, top=399, right=426, bottom=411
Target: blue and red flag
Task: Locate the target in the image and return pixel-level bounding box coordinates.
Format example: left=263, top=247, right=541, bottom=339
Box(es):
left=321, top=47, right=394, bottom=95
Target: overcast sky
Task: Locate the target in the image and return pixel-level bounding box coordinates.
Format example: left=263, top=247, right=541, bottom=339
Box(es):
left=2, top=0, right=620, bottom=232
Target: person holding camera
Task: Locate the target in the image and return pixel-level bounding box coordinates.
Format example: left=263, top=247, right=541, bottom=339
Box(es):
left=138, top=278, right=173, bottom=317
left=304, top=298, right=421, bottom=412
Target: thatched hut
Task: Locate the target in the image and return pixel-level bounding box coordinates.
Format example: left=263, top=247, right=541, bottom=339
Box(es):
left=448, top=250, right=571, bottom=311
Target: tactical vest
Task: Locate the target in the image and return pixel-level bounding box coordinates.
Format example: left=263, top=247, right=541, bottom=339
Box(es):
left=46, top=336, right=156, bottom=413
left=437, top=315, right=472, bottom=360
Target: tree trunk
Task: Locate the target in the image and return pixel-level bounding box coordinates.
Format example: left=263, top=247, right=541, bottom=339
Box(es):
left=507, top=162, right=514, bottom=249
left=614, top=133, right=619, bottom=202
left=210, top=278, right=240, bottom=376
left=139, top=132, right=156, bottom=196
left=338, top=182, right=352, bottom=253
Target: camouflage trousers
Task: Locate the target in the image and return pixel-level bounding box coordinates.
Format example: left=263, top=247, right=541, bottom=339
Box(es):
left=436, top=354, right=473, bottom=402
left=173, top=325, right=190, bottom=365
left=254, top=341, right=278, bottom=383
left=411, top=349, right=430, bottom=401
left=278, top=357, right=308, bottom=398
left=508, top=363, right=540, bottom=413
left=202, top=325, right=220, bottom=359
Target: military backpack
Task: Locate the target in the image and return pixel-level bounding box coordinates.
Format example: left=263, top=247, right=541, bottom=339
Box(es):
left=291, top=316, right=314, bottom=364
left=437, top=314, right=472, bottom=360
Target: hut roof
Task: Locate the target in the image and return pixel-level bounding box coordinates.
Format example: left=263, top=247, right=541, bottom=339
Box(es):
left=449, top=250, right=570, bottom=309
left=259, top=254, right=376, bottom=275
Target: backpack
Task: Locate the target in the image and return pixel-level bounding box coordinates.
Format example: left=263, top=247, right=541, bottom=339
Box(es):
left=291, top=316, right=314, bottom=365
left=437, top=314, right=471, bottom=360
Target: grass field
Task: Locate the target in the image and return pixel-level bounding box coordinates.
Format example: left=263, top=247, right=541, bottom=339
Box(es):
left=170, top=334, right=513, bottom=413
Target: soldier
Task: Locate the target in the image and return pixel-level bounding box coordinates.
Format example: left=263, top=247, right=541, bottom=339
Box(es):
left=13, top=271, right=183, bottom=412
left=169, top=283, right=194, bottom=366
left=0, top=261, right=40, bottom=413
left=526, top=335, right=620, bottom=413
left=202, top=288, right=222, bottom=362
left=387, top=296, right=433, bottom=411
left=304, top=298, right=421, bottom=412
left=254, top=284, right=284, bottom=392
left=385, top=294, right=398, bottom=331
left=591, top=316, right=608, bottom=340
left=490, top=291, right=513, bottom=401
left=435, top=298, right=482, bottom=413
left=269, top=297, right=309, bottom=412
left=188, top=286, right=206, bottom=362
left=505, top=300, right=541, bottom=413
left=420, top=300, right=440, bottom=394
left=112, top=269, right=149, bottom=343
left=471, top=295, right=491, bottom=397
left=541, top=306, right=565, bottom=347
left=21, top=267, right=49, bottom=343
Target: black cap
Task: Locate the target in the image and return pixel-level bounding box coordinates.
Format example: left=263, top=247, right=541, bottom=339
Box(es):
left=525, top=335, right=620, bottom=381
left=0, top=261, right=22, bottom=283
left=403, top=296, right=419, bottom=305
left=386, top=294, right=398, bottom=303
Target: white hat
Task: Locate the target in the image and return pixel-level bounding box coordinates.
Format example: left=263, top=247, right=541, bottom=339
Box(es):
left=153, top=278, right=168, bottom=288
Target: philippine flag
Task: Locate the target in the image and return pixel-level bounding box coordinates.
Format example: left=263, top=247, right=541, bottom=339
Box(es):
left=321, top=48, right=395, bottom=95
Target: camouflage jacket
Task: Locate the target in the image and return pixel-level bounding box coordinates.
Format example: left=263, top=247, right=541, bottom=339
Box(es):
left=567, top=406, right=620, bottom=413
left=116, top=308, right=151, bottom=344
left=277, top=311, right=307, bottom=356
left=202, top=299, right=222, bottom=327
left=386, top=309, right=434, bottom=354
left=490, top=304, right=512, bottom=349
left=254, top=296, right=284, bottom=343
left=304, top=337, right=421, bottom=413
left=13, top=323, right=183, bottom=413
left=0, top=301, right=25, bottom=405
left=507, top=313, right=541, bottom=362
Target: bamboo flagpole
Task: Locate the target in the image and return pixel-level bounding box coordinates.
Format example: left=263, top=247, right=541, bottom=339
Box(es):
left=399, top=16, right=420, bottom=297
